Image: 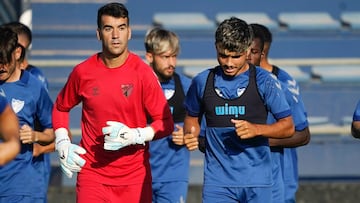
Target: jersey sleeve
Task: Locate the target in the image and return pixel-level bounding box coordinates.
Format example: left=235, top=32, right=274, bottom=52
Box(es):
left=36, top=85, right=54, bottom=129
left=52, top=67, right=82, bottom=130
left=256, top=69, right=291, bottom=120
left=184, top=70, right=209, bottom=117
left=142, top=66, right=174, bottom=139
left=353, top=100, right=360, bottom=121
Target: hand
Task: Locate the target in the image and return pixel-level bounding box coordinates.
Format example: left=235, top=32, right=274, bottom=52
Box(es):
left=55, top=128, right=86, bottom=178
left=184, top=126, right=198, bottom=151
left=172, top=125, right=184, bottom=145
left=19, top=124, right=37, bottom=144
left=102, top=121, right=151, bottom=150
left=231, top=119, right=258, bottom=139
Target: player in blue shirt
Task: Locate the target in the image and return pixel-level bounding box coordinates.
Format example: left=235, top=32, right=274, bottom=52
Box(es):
left=145, top=27, right=192, bottom=203
left=0, top=27, right=54, bottom=203
left=3, top=21, right=54, bottom=202
left=183, top=17, right=295, bottom=203
left=0, top=95, right=20, bottom=166
left=252, top=23, right=311, bottom=203
left=351, top=100, right=360, bottom=138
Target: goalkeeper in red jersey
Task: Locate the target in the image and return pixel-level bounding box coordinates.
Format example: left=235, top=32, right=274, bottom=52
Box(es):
left=52, top=3, right=174, bottom=203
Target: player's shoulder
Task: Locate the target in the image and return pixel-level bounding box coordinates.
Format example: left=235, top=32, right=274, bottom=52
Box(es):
left=278, top=68, right=294, bottom=79
left=192, top=68, right=213, bottom=84
left=255, top=66, right=277, bottom=82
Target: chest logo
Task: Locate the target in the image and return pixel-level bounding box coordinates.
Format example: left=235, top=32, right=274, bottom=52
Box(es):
left=11, top=98, right=24, bottom=114
left=121, top=84, right=133, bottom=97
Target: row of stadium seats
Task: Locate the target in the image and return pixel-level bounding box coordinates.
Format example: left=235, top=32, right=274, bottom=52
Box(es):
left=153, top=11, right=360, bottom=32
left=181, top=65, right=360, bottom=83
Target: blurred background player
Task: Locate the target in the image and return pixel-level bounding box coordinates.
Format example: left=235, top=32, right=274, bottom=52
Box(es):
left=351, top=100, right=360, bottom=138
left=0, top=95, right=20, bottom=166
left=0, top=26, right=54, bottom=203
left=145, top=27, right=192, bottom=203
left=2, top=21, right=49, bottom=91
left=252, top=23, right=311, bottom=203
left=183, top=17, right=294, bottom=202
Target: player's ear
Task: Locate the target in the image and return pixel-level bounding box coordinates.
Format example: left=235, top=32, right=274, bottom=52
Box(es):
left=96, top=28, right=102, bottom=41
left=128, top=27, right=132, bottom=40
left=14, top=45, right=23, bottom=61
left=145, top=52, right=153, bottom=64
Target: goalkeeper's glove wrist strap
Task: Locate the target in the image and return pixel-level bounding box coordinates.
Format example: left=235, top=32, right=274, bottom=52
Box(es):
left=55, top=128, right=71, bottom=150
left=137, top=126, right=155, bottom=142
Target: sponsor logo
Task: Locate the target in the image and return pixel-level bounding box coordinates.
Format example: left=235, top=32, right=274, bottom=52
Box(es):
left=215, top=103, right=245, bottom=118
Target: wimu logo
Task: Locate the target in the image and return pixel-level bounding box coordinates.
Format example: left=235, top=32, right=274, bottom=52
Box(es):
left=215, top=103, right=245, bottom=118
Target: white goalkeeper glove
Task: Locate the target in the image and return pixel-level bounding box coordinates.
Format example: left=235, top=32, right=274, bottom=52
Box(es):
left=55, top=128, right=86, bottom=178
left=102, top=121, right=155, bottom=150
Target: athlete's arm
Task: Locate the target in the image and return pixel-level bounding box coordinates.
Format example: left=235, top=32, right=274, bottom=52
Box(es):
left=269, top=126, right=310, bottom=147
left=20, top=125, right=54, bottom=145
left=351, top=121, right=360, bottom=138
left=183, top=114, right=200, bottom=151
left=0, top=105, right=20, bottom=165
left=231, top=116, right=295, bottom=139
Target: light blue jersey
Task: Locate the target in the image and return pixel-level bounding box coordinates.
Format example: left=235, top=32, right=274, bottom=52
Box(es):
left=0, top=71, right=53, bottom=200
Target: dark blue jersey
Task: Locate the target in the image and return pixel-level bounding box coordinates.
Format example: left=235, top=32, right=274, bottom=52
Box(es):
left=353, top=100, right=360, bottom=121
left=149, top=72, right=191, bottom=183
left=0, top=70, right=53, bottom=198
left=270, top=65, right=309, bottom=202
left=0, top=95, right=7, bottom=113
left=27, top=64, right=49, bottom=91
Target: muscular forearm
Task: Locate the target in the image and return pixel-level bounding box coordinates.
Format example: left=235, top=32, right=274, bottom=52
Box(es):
left=269, top=127, right=310, bottom=147
left=256, top=116, right=295, bottom=139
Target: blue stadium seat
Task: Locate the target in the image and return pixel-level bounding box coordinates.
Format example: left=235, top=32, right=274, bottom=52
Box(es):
left=278, top=12, right=342, bottom=31
left=311, top=65, right=360, bottom=82
left=281, top=66, right=311, bottom=83
left=153, top=12, right=216, bottom=31
left=181, top=66, right=209, bottom=78
left=340, top=11, right=360, bottom=30
left=308, top=116, right=330, bottom=125
left=215, top=12, right=278, bottom=30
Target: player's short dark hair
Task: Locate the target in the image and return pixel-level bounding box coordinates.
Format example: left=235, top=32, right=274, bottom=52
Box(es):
left=2, top=21, right=32, bottom=46
left=215, top=17, right=253, bottom=53
left=97, top=2, right=129, bottom=29
left=249, top=24, right=265, bottom=51
left=253, top=23, right=272, bottom=44
left=0, top=27, right=19, bottom=65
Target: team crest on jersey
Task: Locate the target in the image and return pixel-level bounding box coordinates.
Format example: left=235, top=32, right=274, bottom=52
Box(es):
left=121, top=84, right=133, bottom=97
left=164, top=89, right=175, bottom=100
left=11, top=98, right=24, bottom=114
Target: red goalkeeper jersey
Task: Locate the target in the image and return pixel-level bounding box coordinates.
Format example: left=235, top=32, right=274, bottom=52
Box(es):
left=52, top=52, right=173, bottom=185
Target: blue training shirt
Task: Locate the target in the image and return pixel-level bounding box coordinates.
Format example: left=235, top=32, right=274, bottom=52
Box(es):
left=269, top=66, right=309, bottom=202
left=0, top=95, right=7, bottom=114
left=0, top=71, right=53, bottom=198
left=149, top=72, right=192, bottom=183
left=353, top=100, right=360, bottom=121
